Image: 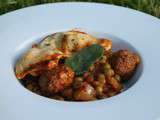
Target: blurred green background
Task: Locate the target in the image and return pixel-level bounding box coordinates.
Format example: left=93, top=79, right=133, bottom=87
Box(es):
left=0, top=0, right=160, bottom=18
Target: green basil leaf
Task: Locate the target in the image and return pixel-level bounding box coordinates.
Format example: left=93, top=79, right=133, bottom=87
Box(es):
left=65, top=44, right=104, bottom=75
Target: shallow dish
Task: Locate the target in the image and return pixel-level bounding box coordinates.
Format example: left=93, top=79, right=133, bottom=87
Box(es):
left=0, top=2, right=160, bottom=120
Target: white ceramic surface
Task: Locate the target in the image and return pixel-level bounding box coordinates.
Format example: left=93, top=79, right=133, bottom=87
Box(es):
left=0, top=2, right=160, bottom=120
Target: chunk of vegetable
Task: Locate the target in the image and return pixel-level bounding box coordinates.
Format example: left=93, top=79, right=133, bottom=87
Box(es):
left=74, top=82, right=96, bottom=101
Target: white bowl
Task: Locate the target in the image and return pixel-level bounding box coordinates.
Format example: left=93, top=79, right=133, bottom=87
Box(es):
left=0, top=2, right=160, bottom=120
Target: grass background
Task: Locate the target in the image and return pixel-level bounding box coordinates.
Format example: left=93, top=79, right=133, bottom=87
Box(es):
left=0, top=0, right=160, bottom=18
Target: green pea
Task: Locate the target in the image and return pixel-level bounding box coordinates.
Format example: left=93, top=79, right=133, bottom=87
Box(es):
left=98, top=74, right=105, bottom=81
left=105, top=69, right=114, bottom=77
left=99, top=59, right=106, bottom=64
left=99, top=78, right=106, bottom=84
left=99, top=56, right=107, bottom=63
left=115, top=74, right=121, bottom=82
left=96, top=86, right=103, bottom=95
left=104, top=63, right=111, bottom=70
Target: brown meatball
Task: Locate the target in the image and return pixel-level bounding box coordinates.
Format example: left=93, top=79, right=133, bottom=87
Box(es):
left=110, top=50, right=140, bottom=80
left=39, top=65, right=74, bottom=94
left=74, top=82, right=96, bottom=101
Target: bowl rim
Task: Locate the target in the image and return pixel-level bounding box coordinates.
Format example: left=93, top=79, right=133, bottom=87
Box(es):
left=0, top=2, right=160, bottom=120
